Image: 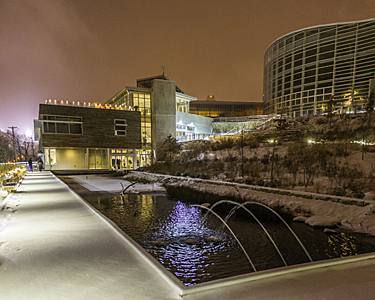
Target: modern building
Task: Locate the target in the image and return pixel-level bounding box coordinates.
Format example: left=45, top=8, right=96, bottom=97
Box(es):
left=34, top=75, right=213, bottom=170
left=34, top=102, right=142, bottom=171
left=189, top=95, right=263, bottom=117
left=105, top=75, right=213, bottom=149
left=263, top=18, right=375, bottom=117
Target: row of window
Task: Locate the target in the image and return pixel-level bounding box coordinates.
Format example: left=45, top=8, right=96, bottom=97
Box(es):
left=42, top=114, right=127, bottom=137
left=43, top=119, right=82, bottom=134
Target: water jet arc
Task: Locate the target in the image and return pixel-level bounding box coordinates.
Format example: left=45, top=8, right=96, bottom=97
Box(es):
left=209, top=200, right=313, bottom=263
left=222, top=200, right=287, bottom=267
left=192, top=204, right=257, bottom=272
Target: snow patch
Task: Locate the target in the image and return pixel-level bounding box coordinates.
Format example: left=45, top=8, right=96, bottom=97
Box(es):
left=293, top=216, right=308, bottom=222
left=305, top=215, right=341, bottom=228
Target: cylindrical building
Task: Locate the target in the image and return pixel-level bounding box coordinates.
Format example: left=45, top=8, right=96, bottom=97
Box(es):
left=263, top=18, right=375, bottom=117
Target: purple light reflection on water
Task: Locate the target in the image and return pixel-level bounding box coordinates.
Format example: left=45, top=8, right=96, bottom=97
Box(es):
left=139, top=201, right=235, bottom=285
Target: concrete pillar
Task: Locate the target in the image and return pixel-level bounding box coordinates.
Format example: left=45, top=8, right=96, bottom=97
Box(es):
left=151, top=79, right=176, bottom=160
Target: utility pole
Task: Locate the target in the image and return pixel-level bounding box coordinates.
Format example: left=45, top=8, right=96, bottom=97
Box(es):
left=241, top=127, right=244, bottom=178
left=8, top=126, right=17, bottom=162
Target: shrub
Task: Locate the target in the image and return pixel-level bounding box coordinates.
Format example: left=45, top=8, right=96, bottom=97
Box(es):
left=266, top=180, right=279, bottom=188
left=175, top=171, right=181, bottom=176
left=182, top=171, right=189, bottom=177
left=201, top=174, right=210, bottom=179
left=333, top=187, right=346, bottom=196
left=245, top=178, right=253, bottom=185
left=256, top=179, right=265, bottom=186
left=246, top=139, right=259, bottom=149
left=351, top=188, right=365, bottom=199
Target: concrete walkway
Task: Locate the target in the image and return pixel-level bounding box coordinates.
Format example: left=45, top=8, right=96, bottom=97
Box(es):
left=1, top=171, right=375, bottom=299
left=0, top=171, right=182, bottom=299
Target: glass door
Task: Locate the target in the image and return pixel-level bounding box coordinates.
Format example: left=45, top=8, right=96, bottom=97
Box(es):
left=110, top=154, right=134, bottom=170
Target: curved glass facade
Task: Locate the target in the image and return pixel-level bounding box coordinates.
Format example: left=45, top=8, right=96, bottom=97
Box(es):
left=263, top=19, right=375, bottom=116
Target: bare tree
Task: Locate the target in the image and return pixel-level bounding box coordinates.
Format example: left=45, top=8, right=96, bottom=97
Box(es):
left=0, top=131, right=12, bottom=162
left=326, top=94, right=336, bottom=129
left=360, top=91, right=375, bottom=160
left=365, top=91, right=375, bottom=127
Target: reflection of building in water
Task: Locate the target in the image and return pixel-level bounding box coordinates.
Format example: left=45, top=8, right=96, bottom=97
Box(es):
left=263, top=18, right=375, bottom=117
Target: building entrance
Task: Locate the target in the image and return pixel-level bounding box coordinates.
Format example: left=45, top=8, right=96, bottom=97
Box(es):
left=110, top=149, right=136, bottom=170
left=111, top=155, right=134, bottom=170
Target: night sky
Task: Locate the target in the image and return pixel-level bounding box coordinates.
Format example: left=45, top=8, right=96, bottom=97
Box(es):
left=1, top=0, right=374, bottom=134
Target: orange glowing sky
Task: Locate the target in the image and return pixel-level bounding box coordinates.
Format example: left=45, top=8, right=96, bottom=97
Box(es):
left=1, top=0, right=374, bottom=133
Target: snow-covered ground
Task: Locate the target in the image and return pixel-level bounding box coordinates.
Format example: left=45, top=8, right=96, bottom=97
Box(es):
left=124, top=172, right=375, bottom=236
left=70, top=174, right=166, bottom=194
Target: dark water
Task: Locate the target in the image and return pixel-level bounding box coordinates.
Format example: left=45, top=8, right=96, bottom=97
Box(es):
left=61, top=177, right=375, bottom=286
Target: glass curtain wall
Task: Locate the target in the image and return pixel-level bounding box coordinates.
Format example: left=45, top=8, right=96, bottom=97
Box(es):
left=132, top=93, right=152, bottom=145
left=106, top=90, right=152, bottom=167
left=263, top=19, right=375, bottom=116
left=176, top=98, right=189, bottom=112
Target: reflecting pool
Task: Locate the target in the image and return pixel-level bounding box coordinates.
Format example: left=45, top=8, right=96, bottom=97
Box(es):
left=62, top=178, right=375, bottom=285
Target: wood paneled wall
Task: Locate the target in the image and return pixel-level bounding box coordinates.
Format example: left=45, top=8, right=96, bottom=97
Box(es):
left=39, top=104, right=141, bottom=149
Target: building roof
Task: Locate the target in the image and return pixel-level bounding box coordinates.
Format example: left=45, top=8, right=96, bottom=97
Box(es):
left=136, top=75, right=185, bottom=94
left=192, top=100, right=263, bottom=106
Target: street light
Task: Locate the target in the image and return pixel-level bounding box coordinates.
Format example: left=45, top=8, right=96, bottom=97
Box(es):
left=26, top=130, right=32, bottom=138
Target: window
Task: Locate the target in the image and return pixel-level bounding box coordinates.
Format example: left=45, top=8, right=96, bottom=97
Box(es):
left=42, top=115, right=82, bottom=134
left=114, top=119, right=127, bottom=136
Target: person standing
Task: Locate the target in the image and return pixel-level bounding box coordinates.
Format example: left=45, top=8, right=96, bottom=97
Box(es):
left=37, top=158, right=43, bottom=172
left=28, top=157, right=33, bottom=172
